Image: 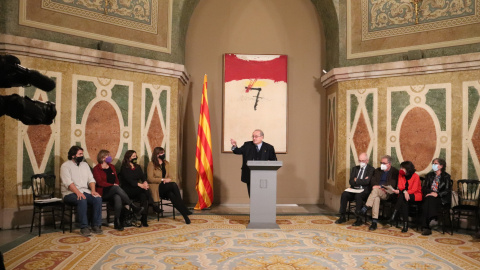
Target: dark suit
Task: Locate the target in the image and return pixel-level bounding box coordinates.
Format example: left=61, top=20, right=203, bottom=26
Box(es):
left=232, top=141, right=277, bottom=195
left=370, top=167, right=399, bottom=188
left=339, top=164, right=375, bottom=215
left=365, top=167, right=399, bottom=219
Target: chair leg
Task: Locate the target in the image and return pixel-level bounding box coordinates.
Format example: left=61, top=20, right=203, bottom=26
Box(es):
left=38, top=207, right=42, bottom=237
left=449, top=211, right=454, bottom=235
left=441, top=211, right=445, bottom=234
left=61, top=204, right=65, bottom=234
left=160, top=199, right=164, bottom=218
left=70, top=206, right=74, bottom=233
left=52, top=208, right=57, bottom=229
left=30, top=207, right=36, bottom=233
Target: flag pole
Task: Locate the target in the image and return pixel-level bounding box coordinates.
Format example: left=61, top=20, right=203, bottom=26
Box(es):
left=194, top=74, right=214, bottom=210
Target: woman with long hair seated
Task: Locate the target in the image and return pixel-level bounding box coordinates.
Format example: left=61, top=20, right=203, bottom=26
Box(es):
left=120, top=150, right=162, bottom=227
left=93, top=150, right=143, bottom=231
left=420, top=158, right=451, bottom=235
left=390, top=160, right=422, bottom=233
left=147, top=147, right=192, bottom=224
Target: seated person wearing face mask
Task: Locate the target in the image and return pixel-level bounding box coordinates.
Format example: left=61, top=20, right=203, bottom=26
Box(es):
left=420, top=158, right=451, bottom=236
left=147, top=147, right=193, bottom=224
left=60, top=146, right=103, bottom=237
left=335, top=152, right=375, bottom=226
left=389, top=161, right=422, bottom=233
left=120, top=150, right=162, bottom=227
left=359, top=155, right=399, bottom=231
left=93, top=149, right=143, bottom=231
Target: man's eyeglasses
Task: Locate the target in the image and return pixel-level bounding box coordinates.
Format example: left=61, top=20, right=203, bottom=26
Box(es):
left=252, top=135, right=262, bottom=138
left=380, top=162, right=388, bottom=165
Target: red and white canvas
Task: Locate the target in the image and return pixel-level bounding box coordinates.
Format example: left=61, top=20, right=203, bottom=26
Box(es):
left=223, top=54, right=287, bottom=152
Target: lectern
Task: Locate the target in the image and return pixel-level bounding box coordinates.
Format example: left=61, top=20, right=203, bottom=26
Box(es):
left=246, top=160, right=283, bottom=229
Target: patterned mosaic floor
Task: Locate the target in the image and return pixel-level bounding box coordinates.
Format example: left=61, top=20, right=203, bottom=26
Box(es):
left=4, top=215, right=480, bottom=269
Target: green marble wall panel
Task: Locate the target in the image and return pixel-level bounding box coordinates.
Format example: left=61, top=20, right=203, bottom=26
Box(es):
left=387, top=84, right=451, bottom=175
left=327, top=93, right=336, bottom=184
left=462, top=81, right=480, bottom=179
left=76, top=81, right=97, bottom=125
left=141, top=84, right=171, bottom=163
left=71, top=75, right=133, bottom=166
left=346, top=88, right=377, bottom=185
left=426, top=88, right=447, bottom=131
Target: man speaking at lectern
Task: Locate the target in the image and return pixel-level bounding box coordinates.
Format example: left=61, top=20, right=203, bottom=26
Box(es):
left=231, top=129, right=277, bottom=196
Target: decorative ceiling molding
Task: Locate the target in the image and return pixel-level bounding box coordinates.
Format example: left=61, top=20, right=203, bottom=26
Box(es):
left=321, top=52, right=480, bottom=89
left=0, top=34, right=190, bottom=85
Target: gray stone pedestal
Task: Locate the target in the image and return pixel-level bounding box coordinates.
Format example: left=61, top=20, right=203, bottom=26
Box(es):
left=246, top=161, right=283, bottom=229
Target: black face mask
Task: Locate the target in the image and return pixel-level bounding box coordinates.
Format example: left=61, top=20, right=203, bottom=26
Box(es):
left=131, top=157, right=138, bottom=164
left=75, top=156, right=84, bottom=165
left=158, top=154, right=165, bottom=160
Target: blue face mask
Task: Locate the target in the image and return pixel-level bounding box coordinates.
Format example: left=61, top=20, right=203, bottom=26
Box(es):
left=432, top=164, right=439, bottom=172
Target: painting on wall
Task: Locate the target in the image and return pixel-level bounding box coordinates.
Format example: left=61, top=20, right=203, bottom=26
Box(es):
left=223, top=54, right=287, bottom=153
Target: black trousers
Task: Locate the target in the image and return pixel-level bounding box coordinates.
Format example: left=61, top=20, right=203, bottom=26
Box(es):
left=394, top=193, right=417, bottom=221
left=339, top=190, right=369, bottom=215
left=102, top=185, right=132, bottom=219
left=160, top=182, right=190, bottom=217
left=421, top=196, right=442, bottom=228
left=125, top=186, right=155, bottom=215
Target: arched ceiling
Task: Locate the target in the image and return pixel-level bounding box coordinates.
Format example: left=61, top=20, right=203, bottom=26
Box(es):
left=176, top=0, right=339, bottom=69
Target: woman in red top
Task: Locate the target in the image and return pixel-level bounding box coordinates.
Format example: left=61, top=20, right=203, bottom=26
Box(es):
left=93, top=150, right=143, bottom=231
left=390, top=160, right=422, bottom=233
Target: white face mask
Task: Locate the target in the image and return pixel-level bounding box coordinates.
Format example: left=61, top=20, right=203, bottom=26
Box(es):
left=359, top=162, right=366, bottom=168
left=380, top=164, right=387, bottom=171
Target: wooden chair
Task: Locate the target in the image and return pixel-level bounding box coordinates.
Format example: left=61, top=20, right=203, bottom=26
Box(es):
left=62, top=202, right=77, bottom=233
left=159, top=197, right=175, bottom=220
left=452, top=179, right=480, bottom=231
left=102, top=201, right=114, bottom=225
left=30, top=174, right=63, bottom=236
left=149, top=183, right=175, bottom=220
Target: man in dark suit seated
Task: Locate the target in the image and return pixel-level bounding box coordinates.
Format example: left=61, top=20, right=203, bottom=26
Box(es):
left=335, top=152, right=375, bottom=226
left=231, top=129, right=277, bottom=197
left=359, top=155, right=399, bottom=231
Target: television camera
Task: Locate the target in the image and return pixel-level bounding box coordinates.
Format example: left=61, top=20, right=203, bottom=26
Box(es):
left=0, top=54, right=57, bottom=125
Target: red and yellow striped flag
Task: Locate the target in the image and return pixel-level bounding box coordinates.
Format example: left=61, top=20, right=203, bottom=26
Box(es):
left=194, top=74, right=213, bottom=210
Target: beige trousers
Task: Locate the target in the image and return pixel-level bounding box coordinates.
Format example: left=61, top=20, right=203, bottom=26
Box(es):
left=365, top=188, right=389, bottom=219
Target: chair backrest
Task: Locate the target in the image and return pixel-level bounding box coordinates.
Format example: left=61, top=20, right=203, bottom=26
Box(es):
left=456, top=179, right=480, bottom=207
left=31, top=174, right=56, bottom=200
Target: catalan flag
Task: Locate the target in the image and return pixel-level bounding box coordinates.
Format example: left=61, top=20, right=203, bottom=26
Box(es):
left=194, top=74, right=213, bottom=210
